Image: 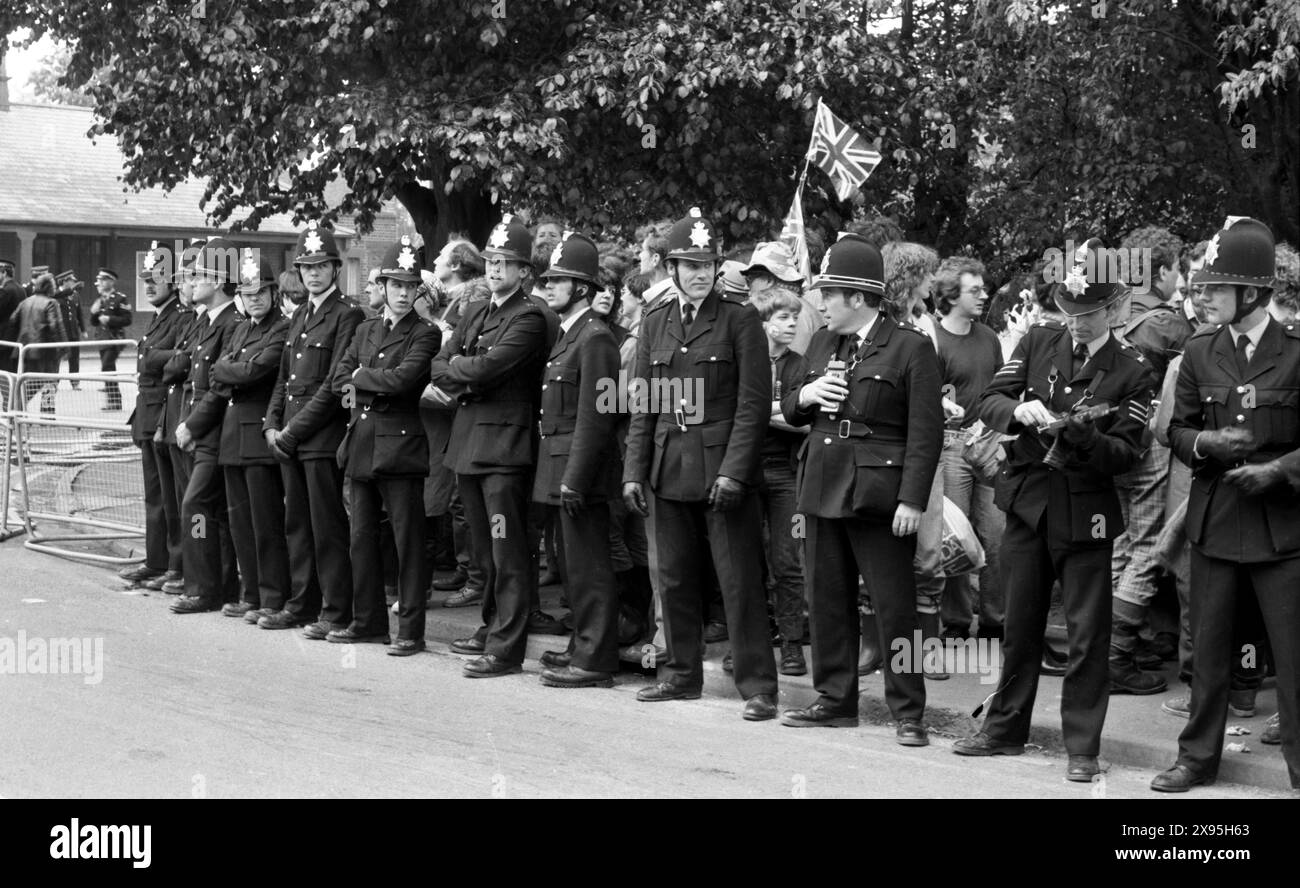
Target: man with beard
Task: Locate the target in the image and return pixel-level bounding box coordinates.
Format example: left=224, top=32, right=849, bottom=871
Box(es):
left=258, top=222, right=364, bottom=635
left=118, top=243, right=193, bottom=590
left=430, top=214, right=552, bottom=677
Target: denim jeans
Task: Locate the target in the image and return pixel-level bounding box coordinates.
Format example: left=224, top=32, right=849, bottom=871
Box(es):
left=939, top=430, right=1005, bottom=635
left=759, top=458, right=805, bottom=642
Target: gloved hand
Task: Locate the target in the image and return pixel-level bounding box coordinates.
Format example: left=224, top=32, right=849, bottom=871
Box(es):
left=708, top=475, right=745, bottom=512
left=1223, top=461, right=1287, bottom=496
left=622, top=481, right=648, bottom=517
left=265, top=429, right=291, bottom=461
left=560, top=483, right=585, bottom=517
left=1196, top=426, right=1256, bottom=464
left=1062, top=410, right=1099, bottom=447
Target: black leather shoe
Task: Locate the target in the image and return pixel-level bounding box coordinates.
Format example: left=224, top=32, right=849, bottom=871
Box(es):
left=527, top=610, right=568, bottom=635
left=896, top=720, right=929, bottom=747
left=782, top=703, right=859, bottom=728
left=450, top=632, right=487, bottom=655
left=119, top=564, right=163, bottom=583
left=442, top=586, right=484, bottom=608
left=1229, top=688, right=1257, bottom=717
left=221, top=602, right=255, bottom=618
left=540, top=665, right=614, bottom=688
left=618, top=642, right=667, bottom=667
left=703, top=620, right=729, bottom=643
left=1109, top=662, right=1167, bottom=694
left=258, top=610, right=305, bottom=630
left=142, top=569, right=183, bottom=591
left=431, top=569, right=469, bottom=592
left=779, top=641, right=807, bottom=676
left=170, top=595, right=219, bottom=614
left=301, top=620, right=343, bottom=640
left=388, top=638, right=426, bottom=657
left=636, top=681, right=702, bottom=702
left=1067, top=755, right=1100, bottom=782
left=1150, top=764, right=1215, bottom=793
left=327, top=626, right=391, bottom=644
left=244, top=607, right=277, bottom=625
left=722, top=652, right=733, bottom=674
left=952, top=731, right=1025, bottom=756
left=463, top=654, right=522, bottom=678
left=1040, top=647, right=1068, bottom=677
left=743, top=694, right=778, bottom=721
left=539, top=649, right=572, bottom=669
left=1161, top=694, right=1191, bottom=718
left=160, top=576, right=187, bottom=595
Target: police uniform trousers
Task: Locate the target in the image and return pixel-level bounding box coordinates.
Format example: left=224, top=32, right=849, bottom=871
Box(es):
left=141, top=438, right=182, bottom=573
left=459, top=470, right=533, bottom=664
left=982, top=511, right=1112, bottom=755
left=1179, top=549, right=1300, bottom=788
left=350, top=477, right=427, bottom=641
left=280, top=456, right=353, bottom=626
left=553, top=502, right=619, bottom=673
left=180, top=454, right=239, bottom=604
left=648, top=491, right=778, bottom=699
left=805, top=514, right=925, bottom=720
left=224, top=464, right=291, bottom=611
left=100, top=344, right=123, bottom=409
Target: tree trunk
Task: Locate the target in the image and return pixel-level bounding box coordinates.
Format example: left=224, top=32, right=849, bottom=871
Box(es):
left=394, top=174, right=500, bottom=256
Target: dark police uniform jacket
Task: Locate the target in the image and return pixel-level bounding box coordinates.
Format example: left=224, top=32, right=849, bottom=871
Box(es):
left=430, top=287, right=552, bottom=475
left=132, top=298, right=192, bottom=444
left=533, top=309, right=621, bottom=505
left=263, top=289, right=365, bottom=459
left=979, top=322, right=1155, bottom=545
left=195, top=312, right=292, bottom=467
left=622, top=291, right=768, bottom=501
left=1169, top=318, right=1300, bottom=562
left=155, top=310, right=206, bottom=446
left=332, top=310, right=442, bottom=481
left=781, top=315, right=943, bottom=520
left=175, top=302, right=245, bottom=459
left=89, top=291, right=133, bottom=335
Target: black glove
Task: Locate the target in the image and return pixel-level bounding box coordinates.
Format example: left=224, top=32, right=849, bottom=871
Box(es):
left=1197, top=426, right=1256, bottom=464
left=560, top=484, right=585, bottom=518
left=1223, top=461, right=1286, bottom=496
left=622, top=481, right=648, bottom=517
left=1062, top=411, right=1099, bottom=447
left=708, top=475, right=745, bottom=512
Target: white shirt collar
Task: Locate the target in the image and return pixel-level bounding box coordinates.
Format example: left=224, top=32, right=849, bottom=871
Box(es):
left=853, top=315, right=880, bottom=346
left=1080, top=329, right=1109, bottom=357
left=154, top=296, right=178, bottom=314
left=1230, top=313, right=1269, bottom=347
left=560, top=309, right=587, bottom=335
left=207, top=299, right=235, bottom=325
left=309, top=286, right=336, bottom=312
left=382, top=308, right=409, bottom=327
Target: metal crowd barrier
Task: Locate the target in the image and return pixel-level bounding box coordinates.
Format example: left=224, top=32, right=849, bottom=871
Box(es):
left=3, top=338, right=145, bottom=563
left=0, top=358, right=20, bottom=541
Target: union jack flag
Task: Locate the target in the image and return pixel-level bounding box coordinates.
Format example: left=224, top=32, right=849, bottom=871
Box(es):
left=808, top=99, right=881, bottom=202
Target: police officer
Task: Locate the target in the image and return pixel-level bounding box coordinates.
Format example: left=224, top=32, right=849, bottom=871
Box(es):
left=118, top=243, right=192, bottom=590
left=778, top=234, right=942, bottom=743
left=169, top=237, right=245, bottom=614
left=332, top=237, right=442, bottom=655
left=954, top=250, right=1156, bottom=781
left=258, top=223, right=364, bottom=635
left=0, top=259, right=24, bottom=372
left=430, top=214, right=552, bottom=678
left=622, top=207, right=779, bottom=721
left=89, top=268, right=133, bottom=411
left=533, top=232, right=622, bottom=688
left=1153, top=216, right=1300, bottom=792
left=200, top=249, right=293, bottom=623
left=52, top=270, right=85, bottom=378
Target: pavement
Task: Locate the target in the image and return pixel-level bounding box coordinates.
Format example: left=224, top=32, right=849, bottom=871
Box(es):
left=1, top=533, right=1289, bottom=797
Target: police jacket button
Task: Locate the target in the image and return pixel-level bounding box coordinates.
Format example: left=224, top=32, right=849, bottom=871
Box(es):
left=378, top=353, right=384, bottom=358
left=710, top=356, right=717, bottom=361
left=886, top=460, right=893, bottom=465
left=681, top=347, right=688, bottom=353
left=824, top=437, right=832, bottom=445
left=296, top=353, right=302, bottom=359
left=541, top=385, right=547, bottom=391
left=1237, top=415, right=1246, bottom=423
left=1237, top=386, right=1246, bottom=394
left=1064, top=386, right=1072, bottom=394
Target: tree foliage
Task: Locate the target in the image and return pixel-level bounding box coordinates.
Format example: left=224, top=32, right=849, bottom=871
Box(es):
left=3, top=0, right=1295, bottom=281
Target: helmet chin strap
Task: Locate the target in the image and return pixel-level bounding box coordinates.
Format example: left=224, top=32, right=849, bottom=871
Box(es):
left=1233, top=286, right=1269, bottom=324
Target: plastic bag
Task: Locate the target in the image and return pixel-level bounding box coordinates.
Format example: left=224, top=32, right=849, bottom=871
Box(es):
left=940, top=496, right=986, bottom=577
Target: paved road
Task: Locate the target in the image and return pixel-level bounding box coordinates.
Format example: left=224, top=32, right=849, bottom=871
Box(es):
left=0, top=541, right=1286, bottom=799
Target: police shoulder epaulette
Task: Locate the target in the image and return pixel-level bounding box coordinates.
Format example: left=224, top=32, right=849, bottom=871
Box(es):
left=1191, top=322, right=1222, bottom=339
left=1283, top=323, right=1300, bottom=340
left=1117, top=341, right=1145, bottom=362
left=1035, top=318, right=1066, bottom=330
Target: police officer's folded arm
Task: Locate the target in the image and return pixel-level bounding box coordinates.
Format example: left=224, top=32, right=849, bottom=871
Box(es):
left=329, top=333, right=362, bottom=394
left=435, top=309, right=547, bottom=386
left=283, top=306, right=364, bottom=441
left=184, top=390, right=227, bottom=439
left=212, top=326, right=288, bottom=387
left=350, top=325, right=442, bottom=394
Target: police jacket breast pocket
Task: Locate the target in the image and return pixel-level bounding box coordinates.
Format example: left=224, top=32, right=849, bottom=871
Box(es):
left=469, top=403, right=533, bottom=467
left=543, top=364, right=579, bottom=417
left=850, top=442, right=905, bottom=519
left=373, top=414, right=430, bottom=477
left=693, top=345, right=735, bottom=399
left=302, top=341, right=332, bottom=378
left=851, top=363, right=903, bottom=418
left=993, top=462, right=1027, bottom=514
left=1252, top=386, right=1299, bottom=447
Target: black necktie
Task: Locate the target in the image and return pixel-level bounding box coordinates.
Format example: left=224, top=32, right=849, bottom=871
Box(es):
left=304, top=301, right=315, bottom=322
left=1071, top=343, right=1089, bottom=378
left=1234, top=334, right=1250, bottom=376
left=682, top=302, right=695, bottom=331
left=838, top=334, right=859, bottom=362
left=384, top=318, right=393, bottom=333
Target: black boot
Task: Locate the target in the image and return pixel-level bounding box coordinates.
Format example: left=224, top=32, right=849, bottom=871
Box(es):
left=1110, top=602, right=1167, bottom=695
left=858, top=612, right=883, bottom=675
